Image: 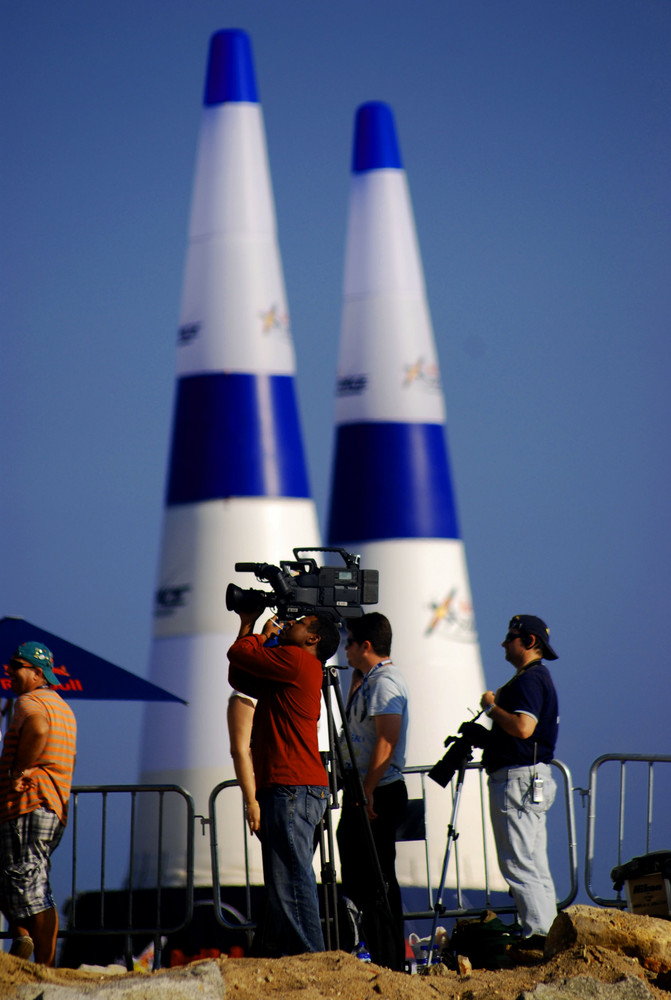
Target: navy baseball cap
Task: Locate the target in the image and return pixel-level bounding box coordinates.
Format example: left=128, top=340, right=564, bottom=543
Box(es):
left=508, top=615, right=558, bottom=660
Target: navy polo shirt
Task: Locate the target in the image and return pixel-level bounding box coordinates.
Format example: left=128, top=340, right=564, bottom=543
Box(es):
left=482, top=662, right=558, bottom=773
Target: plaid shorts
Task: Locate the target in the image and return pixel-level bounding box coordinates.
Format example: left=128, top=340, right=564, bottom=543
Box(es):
left=0, top=808, right=65, bottom=920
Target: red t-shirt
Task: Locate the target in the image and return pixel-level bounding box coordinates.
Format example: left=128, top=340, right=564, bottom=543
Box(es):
left=228, top=635, right=327, bottom=789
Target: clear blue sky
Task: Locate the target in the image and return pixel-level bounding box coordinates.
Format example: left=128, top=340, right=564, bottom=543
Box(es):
left=2, top=0, right=670, bottom=906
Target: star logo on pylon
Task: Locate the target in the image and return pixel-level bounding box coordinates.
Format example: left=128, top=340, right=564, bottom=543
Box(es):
left=259, top=304, right=290, bottom=335
left=403, top=357, right=441, bottom=390
left=426, top=589, right=457, bottom=635
left=426, top=590, right=476, bottom=640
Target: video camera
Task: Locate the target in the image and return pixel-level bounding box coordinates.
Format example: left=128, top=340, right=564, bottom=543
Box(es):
left=225, top=547, right=379, bottom=624
left=428, top=717, right=490, bottom=788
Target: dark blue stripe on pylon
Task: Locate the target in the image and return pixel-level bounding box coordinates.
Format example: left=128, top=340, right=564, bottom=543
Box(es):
left=166, top=373, right=310, bottom=504
left=204, top=29, right=259, bottom=106
left=352, top=102, right=403, bottom=173
left=327, top=422, right=460, bottom=543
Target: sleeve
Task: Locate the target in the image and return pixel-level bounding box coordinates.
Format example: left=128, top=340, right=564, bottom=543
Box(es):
left=230, top=690, right=257, bottom=708
left=228, top=634, right=301, bottom=688
left=368, top=674, right=405, bottom=717
left=511, top=671, right=544, bottom=723
left=13, top=694, right=48, bottom=728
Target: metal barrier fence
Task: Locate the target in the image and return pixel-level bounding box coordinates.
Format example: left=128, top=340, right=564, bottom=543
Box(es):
left=208, top=758, right=578, bottom=931
left=0, top=758, right=581, bottom=965
left=2, top=784, right=197, bottom=970
left=400, top=758, right=578, bottom=920
left=208, top=778, right=256, bottom=939
left=584, top=754, right=671, bottom=907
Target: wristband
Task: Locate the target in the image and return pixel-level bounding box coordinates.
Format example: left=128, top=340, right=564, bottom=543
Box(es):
left=484, top=703, right=494, bottom=716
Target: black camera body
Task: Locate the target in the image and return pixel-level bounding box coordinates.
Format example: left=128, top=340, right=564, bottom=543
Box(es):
left=428, top=735, right=474, bottom=788
left=428, top=719, right=490, bottom=788
left=226, top=547, right=379, bottom=623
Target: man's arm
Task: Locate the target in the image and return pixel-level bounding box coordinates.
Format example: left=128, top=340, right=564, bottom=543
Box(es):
left=227, top=695, right=260, bottom=833
left=236, top=609, right=262, bottom=639
left=10, top=711, right=49, bottom=791
left=229, top=626, right=300, bottom=686
left=480, top=691, right=537, bottom=739
left=228, top=611, right=283, bottom=694
left=363, top=714, right=402, bottom=821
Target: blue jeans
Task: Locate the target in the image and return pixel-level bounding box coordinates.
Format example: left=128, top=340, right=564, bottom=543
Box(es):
left=257, top=785, right=327, bottom=955
left=488, top=763, right=557, bottom=937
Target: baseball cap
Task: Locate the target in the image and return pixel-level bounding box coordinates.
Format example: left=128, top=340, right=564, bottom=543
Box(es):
left=11, top=641, right=59, bottom=685
left=508, top=615, right=558, bottom=660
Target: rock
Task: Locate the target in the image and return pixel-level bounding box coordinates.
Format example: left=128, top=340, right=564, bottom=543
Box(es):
left=422, top=961, right=449, bottom=976
left=457, top=953, right=473, bottom=976
left=8, top=958, right=223, bottom=1000
left=75, top=965, right=127, bottom=976
left=546, top=904, right=671, bottom=973
left=520, top=975, right=655, bottom=999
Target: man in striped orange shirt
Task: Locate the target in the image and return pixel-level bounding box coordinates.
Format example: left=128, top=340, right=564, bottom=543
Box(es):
left=0, top=642, right=77, bottom=966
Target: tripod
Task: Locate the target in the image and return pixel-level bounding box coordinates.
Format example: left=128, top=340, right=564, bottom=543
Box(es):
left=426, top=742, right=473, bottom=965
left=317, top=664, right=397, bottom=954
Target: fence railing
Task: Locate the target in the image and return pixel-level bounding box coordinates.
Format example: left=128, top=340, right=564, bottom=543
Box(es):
left=208, top=758, right=578, bottom=928
left=400, top=758, right=577, bottom=920
left=2, top=753, right=641, bottom=968
left=208, top=778, right=256, bottom=940
left=22, top=784, right=196, bottom=970
left=583, top=754, right=671, bottom=907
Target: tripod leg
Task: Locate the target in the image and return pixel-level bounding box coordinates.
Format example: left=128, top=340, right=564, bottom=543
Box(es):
left=316, top=799, right=340, bottom=951
left=427, top=762, right=467, bottom=965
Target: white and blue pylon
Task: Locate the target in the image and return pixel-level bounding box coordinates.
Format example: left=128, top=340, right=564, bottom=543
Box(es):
left=327, top=102, right=504, bottom=892
left=135, top=29, right=320, bottom=887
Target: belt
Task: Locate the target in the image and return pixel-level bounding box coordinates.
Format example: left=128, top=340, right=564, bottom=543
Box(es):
left=488, top=762, right=552, bottom=777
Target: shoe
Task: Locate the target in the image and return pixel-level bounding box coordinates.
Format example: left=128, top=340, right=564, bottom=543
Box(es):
left=513, top=934, right=546, bottom=952
left=9, top=935, right=34, bottom=960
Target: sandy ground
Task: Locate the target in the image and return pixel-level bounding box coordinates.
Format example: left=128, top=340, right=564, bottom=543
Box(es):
left=1, top=944, right=670, bottom=999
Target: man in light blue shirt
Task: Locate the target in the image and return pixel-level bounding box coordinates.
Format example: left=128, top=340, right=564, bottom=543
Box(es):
left=337, top=612, right=409, bottom=970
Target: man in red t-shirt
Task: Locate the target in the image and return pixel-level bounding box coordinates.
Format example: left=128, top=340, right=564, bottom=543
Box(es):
left=0, top=642, right=77, bottom=966
left=228, top=610, right=340, bottom=955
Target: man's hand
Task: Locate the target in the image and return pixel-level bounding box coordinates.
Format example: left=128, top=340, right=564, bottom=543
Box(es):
left=261, top=616, right=283, bottom=640
left=245, top=798, right=261, bottom=834
left=480, top=691, right=496, bottom=711
left=236, top=606, right=266, bottom=638
left=11, top=766, right=37, bottom=792
left=362, top=782, right=377, bottom=822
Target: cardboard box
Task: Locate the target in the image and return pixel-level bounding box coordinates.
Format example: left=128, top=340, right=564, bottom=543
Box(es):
left=625, top=872, right=671, bottom=918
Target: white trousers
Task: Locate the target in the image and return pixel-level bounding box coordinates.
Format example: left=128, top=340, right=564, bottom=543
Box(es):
left=488, top=762, right=557, bottom=937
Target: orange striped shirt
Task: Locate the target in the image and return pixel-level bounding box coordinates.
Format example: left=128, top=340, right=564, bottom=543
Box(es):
left=0, top=688, right=77, bottom=825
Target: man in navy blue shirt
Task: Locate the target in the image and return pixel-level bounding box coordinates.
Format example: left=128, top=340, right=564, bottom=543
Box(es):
left=480, top=615, right=559, bottom=948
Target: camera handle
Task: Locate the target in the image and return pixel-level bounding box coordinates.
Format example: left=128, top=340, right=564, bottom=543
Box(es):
left=426, top=747, right=471, bottom=965
left=318, top=665, right=396, bottom=952
left=293, top=546, right=359, bottom=567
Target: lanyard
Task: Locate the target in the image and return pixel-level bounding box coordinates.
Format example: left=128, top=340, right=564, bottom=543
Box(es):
left=347, top=660, right=392, bottom=722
